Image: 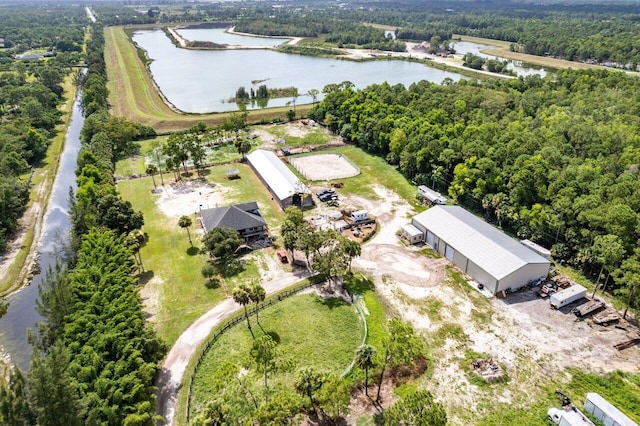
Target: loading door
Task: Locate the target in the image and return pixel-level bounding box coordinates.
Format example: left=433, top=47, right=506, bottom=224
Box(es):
left=445, top=244, right=455, bottom=261
left=426, top=231, right=435, bottom=247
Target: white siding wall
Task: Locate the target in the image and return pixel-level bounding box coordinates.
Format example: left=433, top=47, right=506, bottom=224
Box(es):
left=496, top=263, right=550, bottom=294
left=466, top=260, right=498, bottom=292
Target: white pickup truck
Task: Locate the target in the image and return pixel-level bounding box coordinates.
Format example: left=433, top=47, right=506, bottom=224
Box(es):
left=547, top=407, right=595, bottom=426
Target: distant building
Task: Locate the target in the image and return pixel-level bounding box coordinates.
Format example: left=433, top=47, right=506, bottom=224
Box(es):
left=412, top=206, right=550, bottom=295
left=246, top=149, right=312, bottom=209
left=200, top=201, right=268, bottom=242
left=418, top=185, right=447, bottom=205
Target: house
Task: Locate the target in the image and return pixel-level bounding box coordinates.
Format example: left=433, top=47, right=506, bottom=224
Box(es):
left=412, top=206, right=550, bottom=295
left=246, top=149, right=313, bottom=209
left=200, top=201, right=268, bottom=242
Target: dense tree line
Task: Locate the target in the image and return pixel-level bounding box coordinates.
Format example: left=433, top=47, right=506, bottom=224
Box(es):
left=0, top=4, right=85, bottom=55
left=0, top=5, right=87, bottom=254
left=182, top=0, right=640, bottom=68
left=1, top=16, right=166, bottom=426
left=309, top=70, right=640, bottom=314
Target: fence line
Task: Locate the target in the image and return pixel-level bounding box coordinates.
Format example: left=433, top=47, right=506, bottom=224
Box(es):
left=185, top=279, right=318, bottom=422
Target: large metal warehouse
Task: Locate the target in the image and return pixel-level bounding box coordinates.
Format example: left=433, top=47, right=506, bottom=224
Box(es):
left=412, top=206, right=550, bottom=295
left=246, top=149, right=313, bottom=210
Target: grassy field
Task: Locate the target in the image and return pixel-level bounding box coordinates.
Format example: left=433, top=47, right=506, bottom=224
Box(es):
left=104, top=26, right=310, bottom=133
left=116, top=160, right=286, bottom=344
left=265, top=125, right=332, bottom=147
left=189, top=293, right=365, bottom=419
left=117, top=176, right=227, bottom=344
left=0, top=72, right=78, bottom=294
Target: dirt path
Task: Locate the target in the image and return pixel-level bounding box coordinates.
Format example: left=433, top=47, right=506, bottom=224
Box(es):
left=156, top=268, right=313, bottom=425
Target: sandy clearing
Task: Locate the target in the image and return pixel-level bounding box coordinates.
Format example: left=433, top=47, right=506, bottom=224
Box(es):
left=289, top=153, right=360, bottom=181
left=155, top=180, right=228, bottom=219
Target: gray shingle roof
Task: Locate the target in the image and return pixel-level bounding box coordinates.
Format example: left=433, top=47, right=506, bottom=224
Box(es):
left=201, top=202, right=266, bottom=233
left=413, top=206, right=549, bottom=280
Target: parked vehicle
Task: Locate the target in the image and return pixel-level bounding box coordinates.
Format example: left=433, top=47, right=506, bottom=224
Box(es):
left=276, top=251, right=288, bottom=263
left=547, top=408, right=596, bottom=426
left=548, top=391, right=595, bottom=426
left=550, top=284, right=587, bottom=309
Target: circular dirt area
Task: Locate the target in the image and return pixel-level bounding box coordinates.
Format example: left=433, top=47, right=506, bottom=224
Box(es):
left=289, top=153, right=360, bottom=181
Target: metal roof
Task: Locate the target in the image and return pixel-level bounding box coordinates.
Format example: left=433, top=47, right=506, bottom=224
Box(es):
left=247, top=150, right=309, bottom=201
left=402, top=224, right=423, bottom=237
left=413, top=206, right=550, bottom=280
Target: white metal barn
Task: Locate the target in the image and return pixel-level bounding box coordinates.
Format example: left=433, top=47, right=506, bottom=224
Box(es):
left=412, top=206, right=550, bottom=295
left=246, top=149, right=313, bottom=210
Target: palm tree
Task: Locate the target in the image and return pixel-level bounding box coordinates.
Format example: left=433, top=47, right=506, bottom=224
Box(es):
left=355, top=344, right=376, bottom=397
left=249, top=283, right=266, bottom=329
left=307, top=88, right=319, bottom=109
left=232, top=284, right=254, bottom=339
left=146, top=164, right=158, bottom=190
left=126, top=229, right=146, bottom=272
left=178, top=215, right=193, bottom=246
left=342, top=237, right=362, bottom=273
left=295, top=366, right=323, bottom=413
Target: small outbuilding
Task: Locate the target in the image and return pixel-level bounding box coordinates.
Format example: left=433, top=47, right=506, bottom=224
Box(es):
left=246, top=149, right=312, bottom=210
left=412, top=206, right=550, bottom=295
left=401, top=224, right=424, bottom=244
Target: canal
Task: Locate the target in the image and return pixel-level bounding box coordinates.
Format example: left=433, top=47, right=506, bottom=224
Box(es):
left=0, top=77, right=84, bottom=370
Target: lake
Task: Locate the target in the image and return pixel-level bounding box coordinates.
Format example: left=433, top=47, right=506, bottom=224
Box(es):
left=132, top=29, right=466, bottom=113
left=451, top=41, right=547, bottom=77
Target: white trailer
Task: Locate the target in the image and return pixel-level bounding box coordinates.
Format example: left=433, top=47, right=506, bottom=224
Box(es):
left=351, top=210, right=369, bottom=222
left=584, top=393, right=638, bottom=426
left=548, top=407, right=595, bottom=426
left=550, top=284, right=587, bottom=309
left=418, top=185, right=447, bottom=205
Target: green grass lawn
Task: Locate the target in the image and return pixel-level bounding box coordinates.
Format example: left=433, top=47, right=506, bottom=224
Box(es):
left=189, top=293, right=365, bottom=418
left=117, top=162, right=286, bottom=344
left=117, top=177, right=226, bottom=344
left=265, top=125, right=333, bottom=147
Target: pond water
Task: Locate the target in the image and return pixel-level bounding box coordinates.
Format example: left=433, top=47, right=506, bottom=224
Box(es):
left=0, top=77, right=84, bottom=370
left=132, top=29, right=466, bottom=113
left=175, top=27, right=288, bottom=47
left=451, top=41, right=547, bottom=77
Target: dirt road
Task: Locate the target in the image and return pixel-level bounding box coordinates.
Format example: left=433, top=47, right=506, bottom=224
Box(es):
left=155, top=269, right=312, bottom=425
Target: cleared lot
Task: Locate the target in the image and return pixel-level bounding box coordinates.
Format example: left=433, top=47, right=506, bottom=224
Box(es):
left=289, top=152, right=361, bottom=180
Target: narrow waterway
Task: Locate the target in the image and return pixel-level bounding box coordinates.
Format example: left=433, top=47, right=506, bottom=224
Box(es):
left=0, top=78, right=84, bottom=370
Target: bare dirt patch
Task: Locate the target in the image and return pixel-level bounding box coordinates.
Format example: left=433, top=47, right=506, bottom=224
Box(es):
left=289, top=153, right=360, bottom=181
left=154, top=180, right=228, bottom=219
